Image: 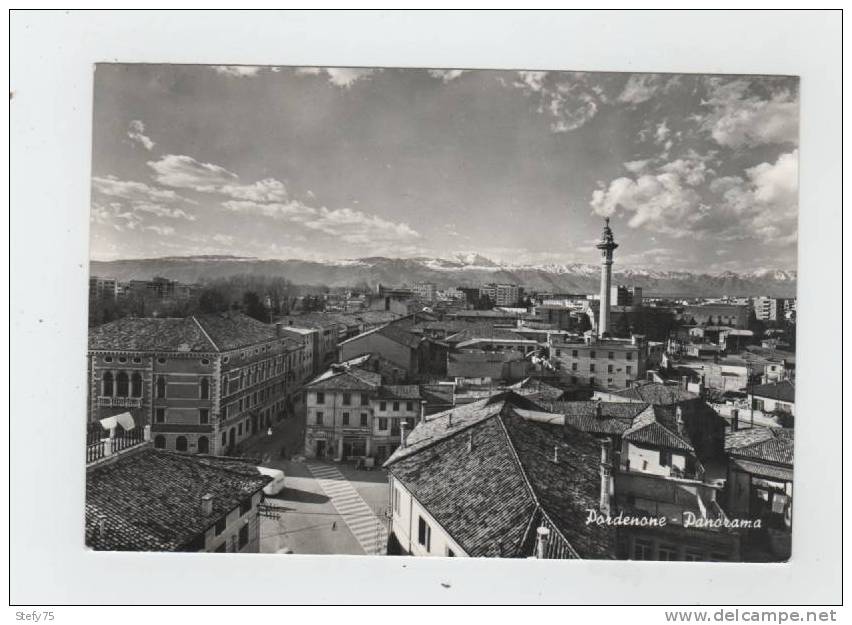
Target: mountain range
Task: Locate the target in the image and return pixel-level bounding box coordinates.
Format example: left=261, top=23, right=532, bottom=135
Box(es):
left=89, top=254, right=798, bottom=298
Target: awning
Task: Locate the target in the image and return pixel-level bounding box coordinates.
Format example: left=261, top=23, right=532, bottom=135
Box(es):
left=99, top=412, right=136, bottom=431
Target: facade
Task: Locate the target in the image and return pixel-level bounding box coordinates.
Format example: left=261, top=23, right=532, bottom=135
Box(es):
left=753, top=297, right=787, bottom=322
left=85, top=443, right=270, bottom=552
left=549, top=334, right=646, bottom=390
left=89, top=276, right=118, bottom=300
left=87, top=313, right=305, bottom=456
left=611, top=285, right=643, bottom=307
left=748, top=380, right=795, bottom=416
left=478, top=283, right=522, bottom=307
left=412, top=282, right=437, bottom=302
left=684, top=304, right=749, bottom=329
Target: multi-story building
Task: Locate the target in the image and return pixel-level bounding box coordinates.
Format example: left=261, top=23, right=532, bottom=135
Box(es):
left=277, top=314, right=340, bottom=374
left=684, top=304, right=749, bottom=329
left=753, top=297, right=787, bottom=322
left=479, top=283, right=522, bottom=307
left=86, top=439, right=270, bottom=553
left=87, top=312, right=305, bottom=456
left=549, top=334, right=647, bottom=390
left=412, top=282, right=437, bottom=303
left=89, top=276, right=118, bottom=300
left=611, top=285, right=643, bottom=307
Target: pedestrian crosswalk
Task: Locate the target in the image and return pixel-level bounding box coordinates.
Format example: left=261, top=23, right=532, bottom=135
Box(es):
left=307, top=463, right=388, bottom=555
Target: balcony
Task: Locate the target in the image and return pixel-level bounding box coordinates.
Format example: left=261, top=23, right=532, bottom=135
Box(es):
left=86, top=425, right=150, bottom=465
left=97, top=396, right=142, bottom=408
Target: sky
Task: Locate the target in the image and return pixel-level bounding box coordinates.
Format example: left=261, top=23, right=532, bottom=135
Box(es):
left=90, top=65, right=799, bottom=272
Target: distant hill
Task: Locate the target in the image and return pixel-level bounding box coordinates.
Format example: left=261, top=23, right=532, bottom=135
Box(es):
left=89, top=255, right=798, bottom=298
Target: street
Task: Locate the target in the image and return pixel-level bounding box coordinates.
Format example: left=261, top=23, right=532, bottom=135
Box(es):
left=239, top=417, right=390, bottom=555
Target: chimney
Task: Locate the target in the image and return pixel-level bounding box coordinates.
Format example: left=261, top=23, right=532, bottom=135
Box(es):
left=275, top=322, right=283, bottom=337
left=599, top=438, right=613, bottom=515
left=595, top=400, right=603, bottom=419
left=447, top=412, right=453, bottom=428
left=399, top=421, right=408, bottom=448
left=419, top=400, right=427, bottom=424
left=288, top=319, right=293, bottom=326
left=467, top=431, right=474, bottom=453
left=731, top=408, right=739, bottom=432
left=201, top=493, right=214, bottom=516
left=535, top=526, right=550, bottom=559
left=552, top=445, right=559, bottom=463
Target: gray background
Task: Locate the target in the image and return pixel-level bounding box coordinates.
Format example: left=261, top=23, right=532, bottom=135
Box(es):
left=9, top=9, right=842, bottom=605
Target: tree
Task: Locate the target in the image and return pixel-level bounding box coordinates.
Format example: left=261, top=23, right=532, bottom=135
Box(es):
left=242, top=291, right=268, bottom=322
left=198, top=288, right=229, bottom=313
left=613, top=313, right=631, bottom=338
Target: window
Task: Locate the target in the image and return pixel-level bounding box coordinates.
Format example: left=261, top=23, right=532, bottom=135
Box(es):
left=658, top=544, right=679, bottom=561
left=237, top=423, right=242, bottom=436
left=406, top=401, right=414, bottom=411
left=589, top=376, right=595, bottom=387
left=200, top=378, right=210, bottom=399
left=157, top=357, right=166, bottom=364
left=608, top=351, right=614, bottom=359
left=626, top=352, right=633, bottom=361
left=154, top=435, right=166, bottom=449
left=607, top=364, right=614, bottom=373
left=238, top=524, right=249, bottom=549
left=130, top=372, right=142, bottom=397
left=633, top=539, right=653, bottom=560
left=176, top=436, right=187, bottom=452
left=102, top=372, right=114, bottom=396
left=316, top=411, right=324, bottom=425
left=571, top=350, right=578, bottom=358
left=116, top=372, right=129, bottom=397
left=393, top=401, right=400, bottom=412
left=379, top=401, right=387, bottom=411
left=215, top=517, right=226, bottom=536
left=360, top=393, right=369, bottom=406
left=342, top=412, right=350, bottom=426
left=132, top=357, right=141, bottom=364
left=156, top=376, right=166, bottom=399
left=659, top=450, right=672, bottom=467
left=342, top=392, right=351, bottom=406
left=155, top=408, right=165, bottom=423
left=590, top=350, right=596, bottom=358
left=417, top=517, right=431, bottom=552
left=360, top=413, right=368, bottom=427
left=378, top=417, right=388, bottom=431
left=315, top=392, right=325, bottom=405
left=626, top=366, right=632, bottom=375
left=199, top=408, right=209, bottom=424
left=118, top=356, right=127, bottom=364
left=104, top=356, right=113, bottom=363
left=572, top=362, right=578, bottom=371
left=555, top=349, right=562, bottom=357
left=201, top=358, right=210, bottom=365
left=197, top=436, right=209, bottom=454
left=589, top=364, right=596, bottom=373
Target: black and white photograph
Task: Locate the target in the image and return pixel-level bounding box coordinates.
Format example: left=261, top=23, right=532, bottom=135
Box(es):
left=85, top=64, right=798, bottom=562
left=10, top=9, right=843, bottom=609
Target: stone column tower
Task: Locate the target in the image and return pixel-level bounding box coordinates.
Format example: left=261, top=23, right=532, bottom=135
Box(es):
left=596, top=217, right=618, bottom=337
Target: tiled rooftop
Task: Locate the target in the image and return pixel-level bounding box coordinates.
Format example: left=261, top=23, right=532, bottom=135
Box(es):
left=85, top=448, right=270, bottom=551
left=728, top=428, right=794, bottom=466
left=385, top=393, right=617, bottom=559
left=749, top=380, right=795, bottom=403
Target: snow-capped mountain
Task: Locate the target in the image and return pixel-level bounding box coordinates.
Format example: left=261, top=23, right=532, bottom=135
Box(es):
left=90, top=254, right=798, bottom=297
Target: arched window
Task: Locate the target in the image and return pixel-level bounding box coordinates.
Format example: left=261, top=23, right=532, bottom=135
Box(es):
left=156, top=376, right=166, bottom=399
left=200, top=377, right=210, bottom=399
left=131, top=372, right=143, bottom=398
left=116, top=372, right=129, bottom=397
left=154, top=435, right=166, bottom=449
left=102, top=372, right=114, bottom=397
left=176, top=436, right=187, bottom=452
left=221, top=431, right=227, bottom=447
left=197, top=436, right=209, bottom=454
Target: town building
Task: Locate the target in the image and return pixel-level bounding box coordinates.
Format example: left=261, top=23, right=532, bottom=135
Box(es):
left=411, top=282, right=437, bottom=302
left=89, top=276, right=118, bottom=300
left=683, top=303, right=749, bottom=329
left=87, top=312, right=305, bottom=456
left=479, top=283, right=523, bottom=307
left=549, top=334, right=647, bottom=390
left=86, top=440, right=270, bottom=553
left=383, top=393, right=619, bottom=558
left=725, top=427, right=793, bottom=560
left=753, top=297, right=787, bottom=322
left=748, top=380, right=795, bottom=417
left=611, top=285, right=643, bottom=307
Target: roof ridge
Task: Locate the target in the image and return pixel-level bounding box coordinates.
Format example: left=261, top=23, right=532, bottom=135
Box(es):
left=191, top=316, right=220, bottom=352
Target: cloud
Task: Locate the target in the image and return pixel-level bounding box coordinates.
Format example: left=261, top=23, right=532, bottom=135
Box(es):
left=295, top=67, right=377, bottom=88
left=623, top=160, right=650, bottom=174
left=127, top=120, right=154, bottom=150
left=618, top=74, right=664, bottom=104
left=148, top=154, right=239, bottom=191
left=512, top=71, right=601, bottom=133
left=427, top=69, right=467, bottom=83
left=133, top=203, right=197, bottom=221
left=221, top=199, right=316, bottom=220
left=92, top=175, right=182, bottom=203
left=591, top=150, right=798, bottom=244
left=220, top=178, right=288, bottom=202
left=145, top=225, right=176, bottom=236
left=302, top=207, right=420, bottom=244
left=213, top=66, right=261, bottom=77
left=700, top=78, right=798, bottom=148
